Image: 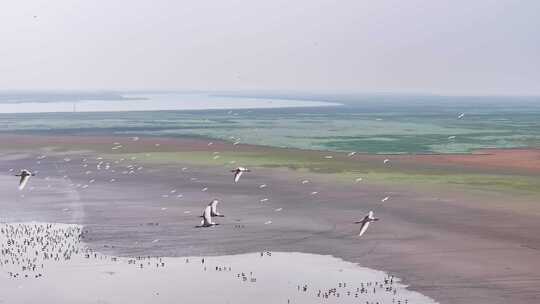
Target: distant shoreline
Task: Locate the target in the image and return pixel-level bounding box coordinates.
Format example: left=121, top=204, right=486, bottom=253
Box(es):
left=0, top=92, right=341, bottom=114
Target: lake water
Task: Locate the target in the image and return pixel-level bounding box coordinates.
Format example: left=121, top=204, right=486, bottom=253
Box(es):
left=0, top=92, right=339, bottom=113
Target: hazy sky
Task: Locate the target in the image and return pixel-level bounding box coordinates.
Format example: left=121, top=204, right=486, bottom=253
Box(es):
left=1, top=0, right=539, bottom=95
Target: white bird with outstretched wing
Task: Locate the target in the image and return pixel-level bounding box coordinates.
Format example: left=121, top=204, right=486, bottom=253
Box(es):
left=231, top=167, right=250, bottom=183
left=15, top=169, right=35, bottom=190
left=355, top=211, right=379, bottom=237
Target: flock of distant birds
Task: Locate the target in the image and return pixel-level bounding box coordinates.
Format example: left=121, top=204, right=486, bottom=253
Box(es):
left=13, top=152, right=383, bottom=238
left=13, top=156, right=380, bottom=237
left=10, top=112, right=468, bottom=237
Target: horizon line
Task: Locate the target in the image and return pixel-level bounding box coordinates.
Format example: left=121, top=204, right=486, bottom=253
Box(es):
left=0, top=89, right=540, bottom=98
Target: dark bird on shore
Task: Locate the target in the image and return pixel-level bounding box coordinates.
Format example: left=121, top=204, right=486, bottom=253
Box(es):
left=355, top=211, right=379, bottom=237
left=15, top=169, right=35, bottom=190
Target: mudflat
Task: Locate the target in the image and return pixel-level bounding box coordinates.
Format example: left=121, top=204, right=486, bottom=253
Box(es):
left=1, top=134, right=539, bottom=304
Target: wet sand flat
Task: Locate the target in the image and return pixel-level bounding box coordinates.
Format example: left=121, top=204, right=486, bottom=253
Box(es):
left=0, top=223, right=435, bottom=304
left=0, top=134, right=540, bottom=303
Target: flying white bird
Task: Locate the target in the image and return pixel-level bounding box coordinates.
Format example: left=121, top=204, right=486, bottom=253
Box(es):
left=259, top=184, right=267, bottom=189
left=301, top=179, right=310, bottom=184
left=199, top=205, right=217, bottom=227
left=231, top=167, right=250, bottom=183
left=209, top=199, right=224, bottom=217
left=355, top=211, right=379, bottom=237
left=15, top=169, right=35, bottom=190
left=383, top=159, right=390, bottom=164
left=355, top=177, right=363, bottom=183
left=348, top=152, right=356, bottom=157
left=448, top=135, right=456, bottom=140
left=458, top=113, right=465, bottom=119
left=381, top=196, right=390, bottom=202
left=324, top=155, right=333, bottom=159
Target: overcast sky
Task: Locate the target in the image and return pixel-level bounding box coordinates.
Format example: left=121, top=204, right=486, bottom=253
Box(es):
left=1, top=0, right=539, bottom=95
